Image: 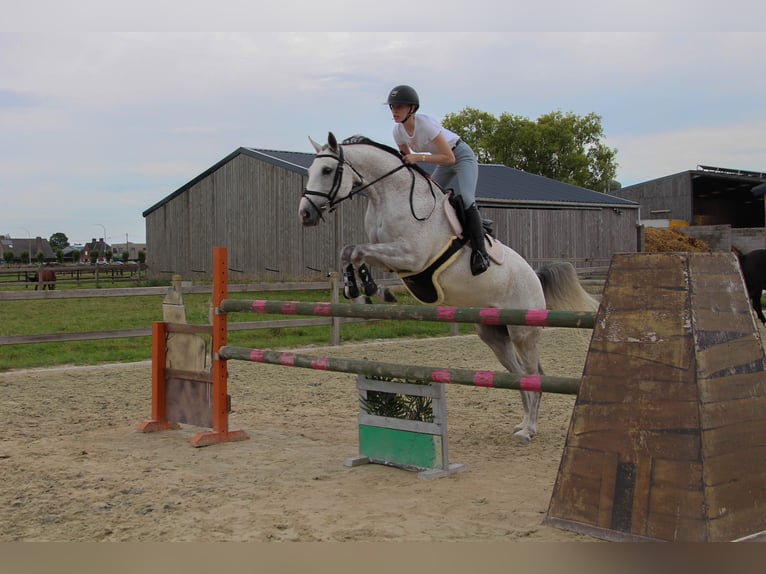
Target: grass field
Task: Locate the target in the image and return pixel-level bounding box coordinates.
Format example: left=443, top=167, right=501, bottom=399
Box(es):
left=0, top=286, right=470, bottom=371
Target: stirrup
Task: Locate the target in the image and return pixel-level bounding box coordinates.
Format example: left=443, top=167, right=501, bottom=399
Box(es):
left=470, top=250, right=490, bottom=276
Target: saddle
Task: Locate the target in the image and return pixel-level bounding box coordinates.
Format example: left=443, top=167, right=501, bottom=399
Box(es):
left=399, top=194, right=505, bottom=305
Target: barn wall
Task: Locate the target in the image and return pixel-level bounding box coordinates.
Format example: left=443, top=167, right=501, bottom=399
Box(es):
left=679, top=225, right=765, bottom=253
left=610, top=173, right=693, bottom=222
left=146, top=154, right=371, bottom=282
left=481, top=204, right=638, bottom=269
left=732, top=227, right=766, bottom=253
left=146, top=154, right=640, bottom=282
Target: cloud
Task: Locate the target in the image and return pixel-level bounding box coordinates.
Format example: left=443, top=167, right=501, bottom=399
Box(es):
left=5, top=1, right=766, bottom=32
left=608, top=120, right=766, bottom=185
left=1, top=30, right=764, bottom=243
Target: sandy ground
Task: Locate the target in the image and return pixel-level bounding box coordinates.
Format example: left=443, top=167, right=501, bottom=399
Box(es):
left=0, top=327, right=604, bottom=542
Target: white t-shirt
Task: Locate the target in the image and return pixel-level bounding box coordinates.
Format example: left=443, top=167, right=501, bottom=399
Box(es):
left=392, top=113, right=460, bottom=154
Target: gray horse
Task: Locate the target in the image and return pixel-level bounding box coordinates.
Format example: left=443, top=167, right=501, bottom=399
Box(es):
left=299, top=133, right=598, bottom=443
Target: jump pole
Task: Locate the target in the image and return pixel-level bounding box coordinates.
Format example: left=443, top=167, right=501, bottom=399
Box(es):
left=218, top=346, right=581, bottom=394
left=218, top=342, right=581, bottom=479
left=221, top=299, right=595, bottom=329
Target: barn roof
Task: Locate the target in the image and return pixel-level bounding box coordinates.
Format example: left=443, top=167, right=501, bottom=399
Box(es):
left=0, top=237, right=56, bottom=260
left=143, top=145, right=637, bottom=217
left=244, top=148, right=637, bottom=208
left=613, top=165, right=766, bottom=198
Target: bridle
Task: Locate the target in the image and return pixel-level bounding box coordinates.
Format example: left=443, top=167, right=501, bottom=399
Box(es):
left=302, top=143, right=437, bottom=222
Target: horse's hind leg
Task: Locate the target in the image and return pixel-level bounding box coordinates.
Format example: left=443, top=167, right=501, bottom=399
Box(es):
left=476, top=323, right=542, bottom=444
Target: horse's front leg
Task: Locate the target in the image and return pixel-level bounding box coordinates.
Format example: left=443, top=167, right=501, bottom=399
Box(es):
left=342, top=263, right=360, bottom=299
left=341, top=242, right=423, bottom=303
left=341, top=262, right=394, bottom=303
left=342, top=242, right=425, bottom=274
left=356, top=263, right=377, bottom=297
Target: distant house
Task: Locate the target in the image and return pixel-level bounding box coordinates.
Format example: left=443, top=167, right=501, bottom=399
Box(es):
left=62, top=245, right=82, bottom=262
left=0, top=236, right=56, bottom=264
left=81, top=238, right=111, bottom=263
left=109, top=241, right=147, bottom=261
left=143, top=145, right=639, bottom=282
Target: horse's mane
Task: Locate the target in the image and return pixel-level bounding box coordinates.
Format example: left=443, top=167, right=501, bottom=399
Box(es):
left=341, top=134, right=431, bottom=179
left=341, top=135, right=402, bottom=159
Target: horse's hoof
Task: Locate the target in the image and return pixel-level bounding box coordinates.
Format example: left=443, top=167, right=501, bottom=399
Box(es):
left=513, top=429, right=532, bottom=445
left=383, top=288, right=397, bottom=303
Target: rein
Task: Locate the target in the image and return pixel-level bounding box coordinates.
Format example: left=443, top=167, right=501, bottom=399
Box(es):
left=302, top=144, right=437, bottom=222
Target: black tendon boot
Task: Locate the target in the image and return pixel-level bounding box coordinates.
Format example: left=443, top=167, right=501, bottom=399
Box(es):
left=465, top=203, right=490, bottom=276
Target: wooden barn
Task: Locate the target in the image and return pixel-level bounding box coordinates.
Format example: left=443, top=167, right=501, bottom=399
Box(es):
left=609, top=165, right=766, bottom=252
left=142, top=145, right=640, bottom=282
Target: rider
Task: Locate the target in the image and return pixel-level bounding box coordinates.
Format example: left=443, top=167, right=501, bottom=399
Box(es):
left=386, top=84, right=490, bottom=276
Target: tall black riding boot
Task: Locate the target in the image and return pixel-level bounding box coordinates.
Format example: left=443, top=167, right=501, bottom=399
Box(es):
left=465, top=203, right=490, bottom=276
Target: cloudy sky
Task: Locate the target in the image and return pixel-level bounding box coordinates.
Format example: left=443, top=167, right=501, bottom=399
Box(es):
left=2, top=3, right=765, bottom=245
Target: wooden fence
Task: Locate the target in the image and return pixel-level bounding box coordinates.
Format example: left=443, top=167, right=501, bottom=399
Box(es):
left=0, top=263, right=146, bottom=289
left=1, top=270, right=605, bottom=348
left=0, top=276, right=403, bottom=347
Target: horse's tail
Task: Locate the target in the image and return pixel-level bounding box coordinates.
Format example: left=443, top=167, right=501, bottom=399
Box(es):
left=536, top=262, right=599, bottom=312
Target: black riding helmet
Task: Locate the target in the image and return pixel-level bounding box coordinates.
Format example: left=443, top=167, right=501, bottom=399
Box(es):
left=387, top=85, right=420, bottom=110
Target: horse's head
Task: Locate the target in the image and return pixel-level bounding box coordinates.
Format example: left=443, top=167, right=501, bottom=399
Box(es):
left=299, top=132, right=360, bottom=227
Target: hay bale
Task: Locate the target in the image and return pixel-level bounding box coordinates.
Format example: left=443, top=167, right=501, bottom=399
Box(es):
left=644, top=227, right=711, bottom=253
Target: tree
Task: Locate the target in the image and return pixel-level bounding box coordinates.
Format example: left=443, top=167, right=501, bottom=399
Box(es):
left=3, top=250, right=13, bottom=265
left=442, top=107, right=619, bottom=191
left=441, top=107, right=498, bottom=163
left=36, top=251, right=44, bottom=264
left=56, top=249, right=64, bottom=264
left=73, top=250, right=81, bottom=264
left=121, top=251, right=129, bottom=263
left=49, top=232, right=69, bottom=251
left=89, top=250, right=99, bottom=265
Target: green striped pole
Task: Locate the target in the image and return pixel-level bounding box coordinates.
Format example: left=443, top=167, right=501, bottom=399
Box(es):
left=218, top=346, right=581, bottom=394
left=220, top=299, right=595, bottom=329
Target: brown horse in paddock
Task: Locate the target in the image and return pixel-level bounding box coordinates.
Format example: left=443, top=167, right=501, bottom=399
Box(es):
left=29, top=269, right=57, bottom=290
